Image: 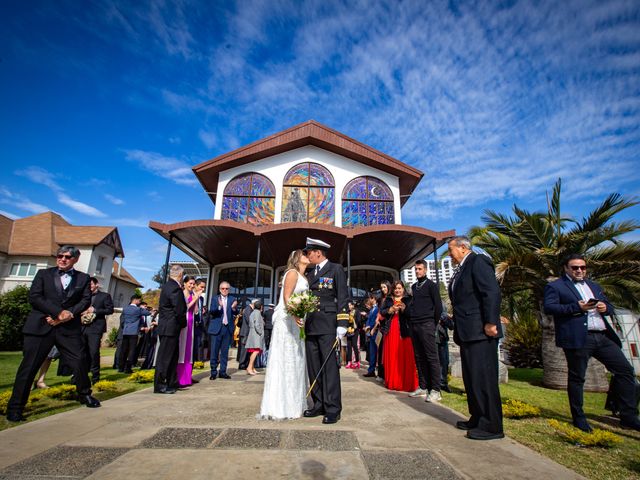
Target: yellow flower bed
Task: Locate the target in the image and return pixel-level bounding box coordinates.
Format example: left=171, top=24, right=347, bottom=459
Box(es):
left=548, top=419, right=621, bottom=447
left=193, top=361, right=205, bottom=370
left=0, top=391, right=11, bottom=414
left=128, top=370, right=155, bottom=383
left=38, top=384, right=77, bottom=400
left=502, top=399, right=541, bottom=419
left=93, top=380, right=117, bottom=392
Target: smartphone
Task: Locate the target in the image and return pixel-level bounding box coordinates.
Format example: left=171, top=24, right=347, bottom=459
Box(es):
left=585, top=298, right=598, bottom=306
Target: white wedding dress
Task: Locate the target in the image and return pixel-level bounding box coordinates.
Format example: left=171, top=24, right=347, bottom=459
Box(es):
left=259, top=269, right=309, bottom=419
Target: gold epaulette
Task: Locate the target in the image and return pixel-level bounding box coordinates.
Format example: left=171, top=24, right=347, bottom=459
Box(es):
left=337, top=313, right=349, bottom=322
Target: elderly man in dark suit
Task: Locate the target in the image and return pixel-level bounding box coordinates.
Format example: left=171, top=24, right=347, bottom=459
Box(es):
left=303, top=237, right=349, bottom=425
left=81, top=277, right=114, bottom=384
left=154, top=264, right=187, bottom=394
left=448, top=236, right=504, bottom=440
left=207, top=281, right=238, bottom=379
left=6, top=245, right=100, bottom=422
left=544, top=253, right=640, bottom=432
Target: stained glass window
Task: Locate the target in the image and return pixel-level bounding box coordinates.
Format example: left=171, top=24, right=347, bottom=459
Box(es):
left=342, top=176, right=394, bottom=227
left=221, top=172, right=275, bottom=225
left=282, top=162, right=335, bottom=224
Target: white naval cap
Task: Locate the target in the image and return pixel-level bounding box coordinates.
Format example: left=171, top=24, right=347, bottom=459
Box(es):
left=304, top=237, right=331, bottom=251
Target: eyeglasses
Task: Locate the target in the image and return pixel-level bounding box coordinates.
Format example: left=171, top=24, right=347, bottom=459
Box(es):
left=220, top=287, right=229, bottom=290
left=57, top=254, right=73, bottom=260
left=569, top=265, right=587, bottom=271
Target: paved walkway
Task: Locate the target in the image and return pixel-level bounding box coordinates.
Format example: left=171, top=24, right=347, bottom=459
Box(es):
left=0, top=358, right=583, bottom=480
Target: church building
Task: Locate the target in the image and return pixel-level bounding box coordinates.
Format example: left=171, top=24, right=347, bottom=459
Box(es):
left=150, top=121, right=454, bottom=305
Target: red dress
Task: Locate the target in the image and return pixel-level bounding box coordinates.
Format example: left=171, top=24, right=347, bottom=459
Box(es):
left=383, top=309, right=419, bottom=392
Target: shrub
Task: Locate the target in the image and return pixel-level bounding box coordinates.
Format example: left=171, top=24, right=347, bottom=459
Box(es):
left=193, top=361, right=205, bottom=369
left=40, top=384, right=77, bottom=400
left=106, top=326, right=119, bottom=347
left=0, top=285, right=31, bottom=350
left=503, top=399, right=541, bottom=418
left=128, top=370, right=154, bottom=383
left=0, top=391, right=10, bottom=414
left=503, top=313, right=542, bottom=368
left=93, top=380, right=117, bottom=392
left=548, top=419, right=621, bottom=447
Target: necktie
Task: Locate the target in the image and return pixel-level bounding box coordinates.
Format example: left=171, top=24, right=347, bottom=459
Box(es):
left=222, top=296, right=228, bottom=325
left=315, top=265, right=320, bottom=276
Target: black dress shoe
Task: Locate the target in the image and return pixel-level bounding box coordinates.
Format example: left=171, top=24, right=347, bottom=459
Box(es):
left=466, top=428, right=504, bottom=440
left=441, top=385, right=452, bottom=393
left=6, top=412, right=26, bottom=422
left=191, top=378, right=200, bottom=384
left=209, top=375, right=217, bottom=380
left=79, top=395, right=101, bottom=408
left=303, top=409, right=324, bottom=418
left=572, top=418, right=593, bottom=433
left=154, top=387, right=177, bottom=394
left=620, top=418, right=640, bottom=431
left=322, top=414, right=340, bottom=424
left=363, top=372, right=376, bottom=377
left=455, top=420, right=477, bottom=431
left=219, top=373, right=231, bottom=379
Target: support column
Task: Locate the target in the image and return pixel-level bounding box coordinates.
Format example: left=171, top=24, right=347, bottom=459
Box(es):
left=206, top=264, right=214, bottom=308
left=346, top=239, right=351, bottom=298
left=254, top=237, right=261, bottom=299
left=432, top=239, right=440, bottom=285
left=162, top=233, right=174, bottom=284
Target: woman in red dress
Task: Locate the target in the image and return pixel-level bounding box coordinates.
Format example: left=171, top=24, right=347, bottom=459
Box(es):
left=381, top=281, right=418, bottom=392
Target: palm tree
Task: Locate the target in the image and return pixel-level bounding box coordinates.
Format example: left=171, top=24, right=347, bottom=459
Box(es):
left=468, top=179, right=640, bottom=389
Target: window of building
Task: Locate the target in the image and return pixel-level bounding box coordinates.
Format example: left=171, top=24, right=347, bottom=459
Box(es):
left=218, top=266, right=272, bottom=305
left=282, top=162, right=335, bottom=224
left=349, top=269, right=394, bottom=300
left=9, top=263, right=38, bottom=277
left=221, top=172, right=275, bottom=225
left=95, top=256, right=106, bottom=275
left=342, top=176, right=394, bottom=227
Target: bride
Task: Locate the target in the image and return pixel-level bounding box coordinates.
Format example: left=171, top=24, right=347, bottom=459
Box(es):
left=259, top=249, right=310, bottom=419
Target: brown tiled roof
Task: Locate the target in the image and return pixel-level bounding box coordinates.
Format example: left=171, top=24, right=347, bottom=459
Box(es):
left=0, top=214, right=13, bottom=254
left=56, top=226, right=116, bottom=246
left=193, top=120, right=424, bottom=207
left=111, top=261, right=142, bottom=287
left=5, top=212, right=124, bottom=257
left=8, top=212, right=70, bottom=256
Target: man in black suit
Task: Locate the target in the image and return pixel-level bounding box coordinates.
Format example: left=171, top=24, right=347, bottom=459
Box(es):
left=263, top=303, right=275, bottom=350
left=303, top=237, right=349, bottom=424
left=448, top=236, right=504, bottom=440
left=81, top=277, right=114, bottom=384
left=544, top=254, right=640, bottom=432
left=6, top=245, right=101, bottom=422
left=154, top=264, right=187, bottom=394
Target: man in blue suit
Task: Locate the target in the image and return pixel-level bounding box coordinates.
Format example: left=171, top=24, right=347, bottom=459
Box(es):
left=544, top=254, right=640, bottom=432
left=207, top=281, right=237, bottom=380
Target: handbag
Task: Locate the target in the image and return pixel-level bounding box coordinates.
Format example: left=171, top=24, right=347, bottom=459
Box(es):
left=375, top=331, right=383, bottom=347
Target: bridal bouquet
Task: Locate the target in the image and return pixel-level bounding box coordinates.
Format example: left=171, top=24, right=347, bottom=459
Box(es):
left=286, top=291, right=319, bottom=339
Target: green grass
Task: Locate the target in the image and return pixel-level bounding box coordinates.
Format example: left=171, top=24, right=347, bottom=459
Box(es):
left=0, top=351, right=152, bottom=431
left=440, top=368, right=640, bottom=480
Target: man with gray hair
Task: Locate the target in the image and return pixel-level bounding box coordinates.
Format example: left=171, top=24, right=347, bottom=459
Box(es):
left=448, top=236, right=504, bottom=440
left=6, top=245, right=100, bottom=422
left=154, top=264, right=187, bottom=394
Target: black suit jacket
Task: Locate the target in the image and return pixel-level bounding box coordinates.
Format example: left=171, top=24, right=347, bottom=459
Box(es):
left=543, top=276, right=618, bottom=349
left=82, top=291, right=114, bottom=335
left=23, top=267, right=92, bottom=336
left=306, top=261, right=349, bottom=335
left=157, top=279, right=187, bottom=337
left=448, top=253, right=503, bottom=344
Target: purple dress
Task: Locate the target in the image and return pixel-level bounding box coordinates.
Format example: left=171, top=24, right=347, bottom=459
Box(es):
left=177, top=293, right=195, bottom=386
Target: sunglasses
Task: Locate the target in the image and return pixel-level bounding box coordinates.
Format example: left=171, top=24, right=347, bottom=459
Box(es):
left=57, top=254, right=73, bottom=260
left=220, top=287, right=230, bottom=290
left=569, top=265, right=587, bottom=271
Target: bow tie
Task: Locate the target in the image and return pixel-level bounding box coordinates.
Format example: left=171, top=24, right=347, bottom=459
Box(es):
left=58, top=269, right=74, bottom=276
left=573, top=280, right=585, bottom=285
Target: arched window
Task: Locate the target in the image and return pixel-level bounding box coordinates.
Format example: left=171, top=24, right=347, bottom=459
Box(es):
left=281, top=162, right=335, bottom=224
left=221, top=172, right=275, bottom=225
left=342, top=176, right=394, bottom=227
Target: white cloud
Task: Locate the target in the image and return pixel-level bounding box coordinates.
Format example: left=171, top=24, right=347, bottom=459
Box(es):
left=15, top=166, right=108, bottom=217
left=104, top=194, right=125, bottom=205
left=57, top=193, right=107, bottom=218
left=123, top=149, right=199, bottom=186
left=198, top=129, right=217, bottom=149
left=0, top=186, right=51, bottom=215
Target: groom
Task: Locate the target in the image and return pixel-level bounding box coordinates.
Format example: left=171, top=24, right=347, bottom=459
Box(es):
left=303, top=237, right=349, bottom=424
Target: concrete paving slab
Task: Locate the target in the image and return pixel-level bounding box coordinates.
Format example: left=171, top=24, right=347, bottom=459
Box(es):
left=139, top=427, right=222, bottom=449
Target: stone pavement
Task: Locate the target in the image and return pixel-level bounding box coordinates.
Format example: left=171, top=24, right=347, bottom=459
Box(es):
left=0, top=358, right=583, bottom=480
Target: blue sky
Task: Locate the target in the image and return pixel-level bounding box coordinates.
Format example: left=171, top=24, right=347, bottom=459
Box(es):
left=1, top=0, right=639, bottom=289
